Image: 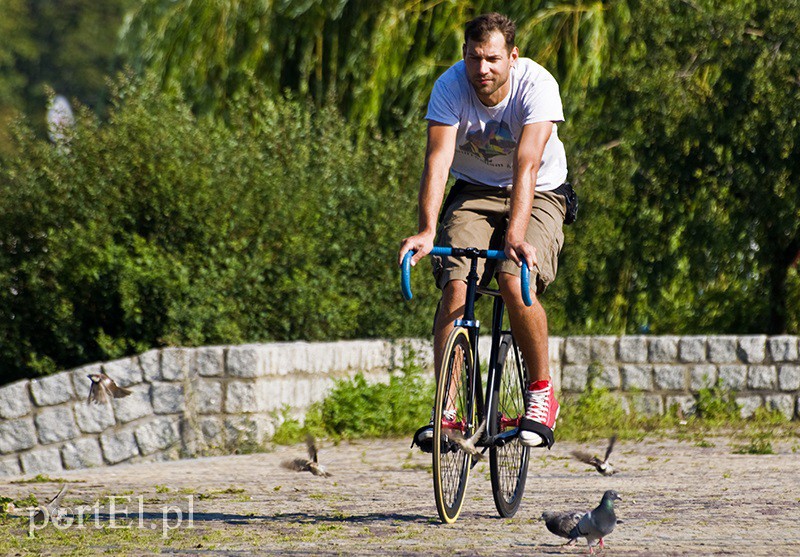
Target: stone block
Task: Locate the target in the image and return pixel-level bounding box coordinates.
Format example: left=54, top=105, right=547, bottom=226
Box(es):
left=139, top=349, right=162, bottom=382
left=621, top=365, right=654, bottom=391
left=689, top=365, right=718, bottom=391
left=225, top=381, right=262, bottom=412
left=679, top=336, right=707, bottom=363
left=591, top=337, right=617, bottom=363
left=561, top=365, right=588, bottom=392
left=102, top=357, right=143, bottom=387
left=708, top=336, right=739, bottom=363
left=648, top=336, right=679, bottom=363
left=0, top=380, right=32, bottom=419
left=151, top=382, right=185, bottom=414
left=548, top=337, right=564, bottom=364
left=198, top=417, right=224, bottom=448
left=618, top=336, right=648, bottom=363
left=665, top=395, right=696, bottom=416
left=629, top=394, right=664, bottom=416
left=35, top=406, right=79, bottom=444
left=30, top=373, right=75, bottom=406
left=61, top=438, right=104, bottom=470
left=768, top=336, right=799, bottom=362
left=20, top=447, right=62, bottom=475
left=778, top=365, right=800, bottom=391
left=747, top=366, right=777, bottom=390
left=764, top=395, right=794, bottom=420
left=737, top=336, right=767, bottom=363
left=718, top=365, right=747, bottom=390
left=224, top=415, right=274, bottom=447
left=74, top=401, right=116, bottom=433
left=593, top=365, right=621, bottom=389
left=135, top=417, right=180, bottom=455
left=736, top=396, right=762, bottom=419
left=70, top=363, right=102, bottom=400
left=227, top=344, right=269, bottom=377
left=196, top=347, right=225, bottom=377
left=0, top=418, right=37, bottom=454
left=564, top=337, right=591, bottom=364
left=100, top=429, right=139, bottom=464
left=194, top=380, right=223, bottom=414
left=161, top=347, right=193, bottom=381
left=112, top=388, right=153, bottom=423
left=654, top=365, right=687, bottom=391
left=0, top=456, right=21, bottom=477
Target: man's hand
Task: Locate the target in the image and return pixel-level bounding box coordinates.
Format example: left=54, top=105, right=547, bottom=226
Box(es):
left=398, top=232, right=435, bottom=267
left=504, top=234, right=538, bottom=272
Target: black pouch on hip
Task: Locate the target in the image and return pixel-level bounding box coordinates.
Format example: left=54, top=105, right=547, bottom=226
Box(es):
left=552, top=181, right=578, bottom=225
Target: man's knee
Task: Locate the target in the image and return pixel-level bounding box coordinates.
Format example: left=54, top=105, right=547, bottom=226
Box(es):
left=497, top=272, right=537, bottom=305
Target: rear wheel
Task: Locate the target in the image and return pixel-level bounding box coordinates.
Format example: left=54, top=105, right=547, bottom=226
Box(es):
left=432, top=326, right=474, bottom=524
left=489, top=333, right=530, bottom=518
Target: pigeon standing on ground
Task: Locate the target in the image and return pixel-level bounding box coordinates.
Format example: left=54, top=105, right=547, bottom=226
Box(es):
left=448, top=421, right=487, bottom=461
left=32, top=485, right=68, bottom=524
left=569, top=490, right=623, bottom=553
left=87, top=372, right=132, bottom=404
left=281, top=434, right=332, bottom=477
left=571, top=434, right=617, bottom=476
left=541, top=509, right=584, bottom=542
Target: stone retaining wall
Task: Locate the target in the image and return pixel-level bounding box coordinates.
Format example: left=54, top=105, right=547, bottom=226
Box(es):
left=0, top=335, right=797, bottom=477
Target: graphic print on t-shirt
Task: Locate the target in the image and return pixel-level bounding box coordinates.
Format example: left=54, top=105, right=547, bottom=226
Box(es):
left=459, top=120, right=516, bottom=163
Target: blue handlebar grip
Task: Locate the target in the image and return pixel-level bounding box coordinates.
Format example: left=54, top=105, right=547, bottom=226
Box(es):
left=521, top=264, right=533, bottom=307
left=401, top=251, right=414, bottom=301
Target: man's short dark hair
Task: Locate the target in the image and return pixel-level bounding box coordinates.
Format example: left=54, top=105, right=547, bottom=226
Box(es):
left=464, top=13, right=515, bottom=52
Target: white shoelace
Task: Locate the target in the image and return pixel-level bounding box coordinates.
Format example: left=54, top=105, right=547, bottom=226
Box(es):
left=525, top=389, right=550, bottom=422
left=430, top=409, right=458, bottom=423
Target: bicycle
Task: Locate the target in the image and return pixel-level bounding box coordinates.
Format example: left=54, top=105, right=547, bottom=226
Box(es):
left=401, top=245, right=536, bottom=524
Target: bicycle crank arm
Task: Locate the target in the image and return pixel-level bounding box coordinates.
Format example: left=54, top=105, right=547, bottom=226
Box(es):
left=483, top=428, right=520, bottom=448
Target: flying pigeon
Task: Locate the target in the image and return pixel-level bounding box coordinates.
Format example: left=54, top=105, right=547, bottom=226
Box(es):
left=32, top=484, right=68, bottom=524
left=568, top=490, right=623, bottom=553
left=281, top=434, right=331, bottom=477
left=571, top=434, right=617, bottom=476
left=541, top=509, right=584, bottom=542
left=87, top=372, right=132, bottom=404
left=448, top=420, right=487, bottom=461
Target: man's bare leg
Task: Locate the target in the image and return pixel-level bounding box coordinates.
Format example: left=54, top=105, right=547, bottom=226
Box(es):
left=433, top=280, right=467, bottom=379
left=497, top=271, right=559, bottom=448
left=497, top=272, right=549, bottom=383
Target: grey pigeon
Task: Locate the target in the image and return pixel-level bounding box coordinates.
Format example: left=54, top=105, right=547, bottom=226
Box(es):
left=571, top=434, right=617, bottom=476
left=33, top=484, right=68, bottom=524
left=541, top=509, right=584, bottom=542
left=87, top=372, right=132, bottom=404
left=569, top=490, right=622, bottom=553
left=448, top=420, right=487, bottom=461
left=281, top=434, right=331, bottom=477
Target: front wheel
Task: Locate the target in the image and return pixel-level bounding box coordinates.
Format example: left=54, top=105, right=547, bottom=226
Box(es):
left=489, top=333, right=530, bottom=518
left=432, top=326, right=474, bottom=524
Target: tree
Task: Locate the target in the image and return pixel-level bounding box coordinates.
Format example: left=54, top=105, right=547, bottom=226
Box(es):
left=549, top=0, right=800, bottom=334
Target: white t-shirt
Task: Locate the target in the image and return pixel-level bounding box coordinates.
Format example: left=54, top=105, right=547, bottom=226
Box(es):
left=425, top=58, right=567, bottom=190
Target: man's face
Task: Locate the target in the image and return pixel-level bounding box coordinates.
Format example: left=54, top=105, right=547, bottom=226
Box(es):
left=462, top=30, right=518, bottom=105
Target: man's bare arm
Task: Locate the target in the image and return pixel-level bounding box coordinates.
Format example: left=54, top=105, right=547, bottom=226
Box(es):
left=398, top=122, right=457, bottom=266
left=505, top=121, right=554, bottom=270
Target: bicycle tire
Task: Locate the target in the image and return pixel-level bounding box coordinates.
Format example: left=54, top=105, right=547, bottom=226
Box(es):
left=432, top=326, right=474, bottom=524
left=489, top=333, right=530, bottom=518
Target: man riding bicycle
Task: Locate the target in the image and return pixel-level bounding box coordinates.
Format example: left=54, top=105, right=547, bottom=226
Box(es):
left=398, top=12, right=572, bottom=451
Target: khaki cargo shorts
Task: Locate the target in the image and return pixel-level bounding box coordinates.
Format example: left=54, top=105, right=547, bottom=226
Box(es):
left=432, top=181, right=567, bottom=294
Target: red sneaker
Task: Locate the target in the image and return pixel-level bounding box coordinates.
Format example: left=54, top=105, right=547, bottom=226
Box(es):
left=519, top=380, right=560, bottom=448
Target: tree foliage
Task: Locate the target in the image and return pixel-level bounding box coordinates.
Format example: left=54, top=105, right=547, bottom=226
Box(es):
left=118, top=0, right=628, bottom=128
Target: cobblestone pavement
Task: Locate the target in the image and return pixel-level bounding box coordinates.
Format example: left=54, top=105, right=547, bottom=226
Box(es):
left=2, top=434, right=799, bottom=555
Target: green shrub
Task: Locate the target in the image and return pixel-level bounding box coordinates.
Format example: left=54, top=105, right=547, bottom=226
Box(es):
left=0, top=75, right=434, bottom=381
